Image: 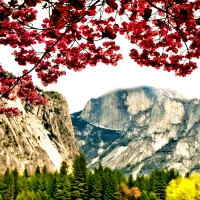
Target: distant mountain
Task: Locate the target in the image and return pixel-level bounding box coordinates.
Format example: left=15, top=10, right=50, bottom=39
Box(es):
left=72, top=86, right=200, bottom=176
left=80, top=86, right=186, bottom=130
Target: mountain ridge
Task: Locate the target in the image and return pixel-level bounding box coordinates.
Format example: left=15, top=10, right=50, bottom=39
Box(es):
left=72, top=86, right=200, bottom=177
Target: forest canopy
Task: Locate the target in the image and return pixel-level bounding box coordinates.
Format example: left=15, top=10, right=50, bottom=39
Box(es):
left=0, top=153, right=181, bottom=200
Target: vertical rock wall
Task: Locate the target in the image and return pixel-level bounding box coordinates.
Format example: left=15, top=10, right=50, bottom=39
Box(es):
left=0, top=91, right=79, bottom=174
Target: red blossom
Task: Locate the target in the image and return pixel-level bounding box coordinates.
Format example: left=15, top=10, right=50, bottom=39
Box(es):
left=106, top=0, right=118, bottom=10
left=0, top=107, right=20, bottom=117
left=71, top=0, right=86, bottom=10
left=142, top=8, right=152, bottom=21
left=0, top=0, right=200, bottom=116
left=102, top=27, right=117, bottom=40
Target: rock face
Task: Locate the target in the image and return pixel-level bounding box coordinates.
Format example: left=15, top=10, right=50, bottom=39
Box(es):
left=80, top=87, right=185, bottom=130
left=72, top=112, right=123, bottom=165
left=72, top=86, right=200, bottom=176
left=0, top=91, right=79, bottom=174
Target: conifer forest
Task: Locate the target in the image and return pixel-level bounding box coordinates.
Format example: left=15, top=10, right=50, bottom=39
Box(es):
left=1, top=152, right=199, bottom=200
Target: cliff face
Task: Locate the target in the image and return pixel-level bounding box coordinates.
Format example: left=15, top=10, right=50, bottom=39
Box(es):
left=0, top=91, right=79, bottom=174
left=72, top=86, right=200, bottom=176
left=80, top=87, right=185, bottom=130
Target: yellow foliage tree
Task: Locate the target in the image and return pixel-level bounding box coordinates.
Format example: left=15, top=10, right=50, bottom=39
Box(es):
left=189, top=173, right=200, bottom=200
left=166, top=176, right=196, bottom=200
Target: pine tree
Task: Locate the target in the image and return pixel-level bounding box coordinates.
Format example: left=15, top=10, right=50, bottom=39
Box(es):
left=149, top=169, right=168, bottom=200
left=17, top=176, right=29, bottom=194
left=49, top=176, right=57, bottom=198
left=54, top=174, right=71, bottom=200
left=115, top=170, right=126, bottom=185
left=16, top=191, right=26, bottom=200
left=60, top=161, right=68, bottom=176
left=128, top=174, right=135, bottom=188
left=16, top=190, right=37, bottom=200
left=1, top=168, right=15, bottom=200
left=167, top=169, right=179, bottom=183
left=153, top=180, right=166, bottom=200
left=35, top=191, right=42, bottom=200
left=71, top=153, right=88, bottom=200
left=87, top=171, right=93, bottom=196
left=11, top=168, right=19, bottom=199
left=102, top=167, right=120, bottom=200
left=35, top=165, right=41, bottom=175
left=39, top=173, right=52, bottom=197
left=88, top=172, right=102, bottom=200
left=139, top=190, right=150, bottom=200
left=35, top=190, right=51, bottom=200
left=135, top=175, right=149, bottom=193
left=29, top=173, right=42, bottom=193
left=39, top=173, right=47, bottom=192
left=48, top=171, right=59, bottom=198
left=149, top=192, right=157, bottom=200
left=23, top=167, right=29, bottom=178
left=97, top=163, right=104, bottom=174
left=42, top=165, right=48, bottom=175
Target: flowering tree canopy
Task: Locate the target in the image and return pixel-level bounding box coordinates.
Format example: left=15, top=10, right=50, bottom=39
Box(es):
left=0, top=0, right=200, bottom=115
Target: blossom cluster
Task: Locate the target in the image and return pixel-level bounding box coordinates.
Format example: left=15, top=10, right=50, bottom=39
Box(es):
left=0, top=0, right=199, bottom=115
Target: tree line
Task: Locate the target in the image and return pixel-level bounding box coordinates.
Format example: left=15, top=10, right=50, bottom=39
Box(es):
left=0, top=152, right=193, bottom=200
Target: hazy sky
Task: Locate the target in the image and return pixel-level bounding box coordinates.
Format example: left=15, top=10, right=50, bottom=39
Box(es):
left=1, top=35, right=200, bottom=113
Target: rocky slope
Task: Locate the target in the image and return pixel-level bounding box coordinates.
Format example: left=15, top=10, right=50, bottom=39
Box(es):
left=72, top=86, right=200, bottom=176
left=0, top=90, right=79, bottom=174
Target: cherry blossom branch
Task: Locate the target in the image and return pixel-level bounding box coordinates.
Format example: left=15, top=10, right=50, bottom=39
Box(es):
left=0, top=27, right=69, bottom=99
